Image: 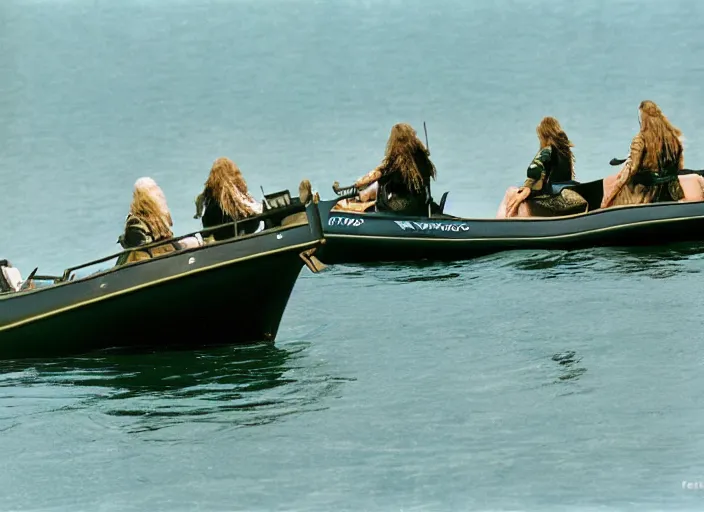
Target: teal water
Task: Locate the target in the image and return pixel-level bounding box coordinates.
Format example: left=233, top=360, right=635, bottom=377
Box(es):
left=2, top=0, right=704, bottom=510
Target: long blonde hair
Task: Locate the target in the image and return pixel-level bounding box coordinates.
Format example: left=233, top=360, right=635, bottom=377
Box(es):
left=129, top=177, right=173, bottom=240
left=379, top=123, right=436, bottom=192
left=638, top=100, right=683, bottom=168
left=204, top=157, right=257, bottom=218
left=536, top=116, right=575, bottom=179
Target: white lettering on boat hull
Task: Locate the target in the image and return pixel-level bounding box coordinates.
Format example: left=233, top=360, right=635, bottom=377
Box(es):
left=394, top=221, right=469, bottom=232
left=328, top=216, right=365, bottom=228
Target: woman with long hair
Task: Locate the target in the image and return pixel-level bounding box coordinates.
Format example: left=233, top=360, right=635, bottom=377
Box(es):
left=498, top=116, right=588, bottom=218
left=117, top=177, right=177, bottom=264
left=600, top=100, right=699, bottom=208
left=194, top=157, right=263, bottom=240
left=338, top=123, right=437, bottom=215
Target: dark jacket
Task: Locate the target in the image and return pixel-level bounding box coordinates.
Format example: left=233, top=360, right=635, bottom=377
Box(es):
left=376, top=170, right=430, bottom=216
left=116, top=215, right=177, bottom=265
left=523, top=146, right=573, bottom=196
left=198, top=190, right=261, bottom=241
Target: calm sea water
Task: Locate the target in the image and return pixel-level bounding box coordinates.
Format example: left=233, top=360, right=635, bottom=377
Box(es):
left=2, top=0, right=704, bottom=510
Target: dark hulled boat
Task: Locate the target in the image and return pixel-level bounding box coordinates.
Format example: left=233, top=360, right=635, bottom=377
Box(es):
left=0, top=192, right=326, bottom=359
left=315, top=176, right=704, bottom=264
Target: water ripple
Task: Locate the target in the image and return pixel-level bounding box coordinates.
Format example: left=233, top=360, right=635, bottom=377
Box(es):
left=326, top=241, right=704, bottom=287
left=0, top=342, right=351, bottom=435
left=496, top=242, right=704, bottom=280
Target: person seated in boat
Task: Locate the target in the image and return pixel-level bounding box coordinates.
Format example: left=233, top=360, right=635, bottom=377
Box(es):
left=117, top=177, right=181, bottom=265
left=335, top=122, right=437, bottom=216
left=194, top=157, right=263, bottom=241
left=0, top=260, right=34, bottom=293
left=600, top=100, right=704, bottom=208
left=281, top=179, right=314, bottom=226
left=497, top=117, right=588, bottom=218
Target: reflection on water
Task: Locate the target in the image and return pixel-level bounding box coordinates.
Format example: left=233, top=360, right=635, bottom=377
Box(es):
left=332, top=260, right=473, bottom=285
left=0, top=342, right=351, bottom=434
left=329, top=241, right=704, bottom=286
left=501, top=242, right=704, bottom=280
left=551, top=350, right=587, bottom=384
left=401, top=272, right=461, bottom=283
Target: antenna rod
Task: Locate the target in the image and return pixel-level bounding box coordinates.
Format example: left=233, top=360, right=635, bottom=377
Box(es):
left=260, top=185, right=272, bottom=209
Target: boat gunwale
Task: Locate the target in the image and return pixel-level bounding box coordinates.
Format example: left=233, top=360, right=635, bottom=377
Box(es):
left=52, top=200, right=313, bottom=280
left=1, top=200, right=323, bottom=301
left=322, top=213, right=704, bottom=243
left=319, top=197, right=704, bottom=223
left=0, top=235, right=323, bottom=332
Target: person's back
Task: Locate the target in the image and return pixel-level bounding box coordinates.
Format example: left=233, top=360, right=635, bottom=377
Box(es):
left=601, top=101, right=685, bottom=208
left=498, top=116, right=587, bottom=218
left=376, top=168, right=428, bottom=215
left=371, top=123, right=436, bottom=216
left=117, top=178, right=177, bottom=265
left=198, top=189, right=261, bottom=240
left=195, top=157, right=263, bottom=241
left=631, top=133, right=682, bottom=185
left=548, top=146, right=573, bottom=186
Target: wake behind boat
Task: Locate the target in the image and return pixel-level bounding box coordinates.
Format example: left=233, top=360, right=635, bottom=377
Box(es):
left=0, top=190, right=326, bottom=359
left=315, top=177, right=704, bottom=264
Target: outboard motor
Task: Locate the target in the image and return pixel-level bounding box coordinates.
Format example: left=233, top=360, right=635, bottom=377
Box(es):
left=0, top=260, right=23, bottom=293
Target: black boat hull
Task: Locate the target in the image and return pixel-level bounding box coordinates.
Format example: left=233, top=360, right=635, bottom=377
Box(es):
left=0, top=202, right=325, bottom=359
left=316, top=195, right=704, bottom=264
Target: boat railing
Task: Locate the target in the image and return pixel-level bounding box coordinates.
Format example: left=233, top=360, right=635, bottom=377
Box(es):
left=51, top=193, right=312, bottom=283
